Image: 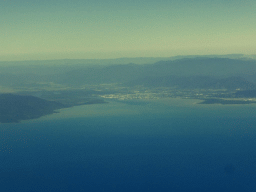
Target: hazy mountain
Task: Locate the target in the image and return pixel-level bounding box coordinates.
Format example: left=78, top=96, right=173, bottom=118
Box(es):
left=210, top=77, right=256, bottom=90
left=0, top=54, right=253, bottom=67
left=150, top=58, right=256, bottom=77
left=1, top=57, right=256, bottom=88
left=55, top=58, right=256, bottom=86
left=126, top=76, right=215, bottom=88
left=235, top=90, right=256, bottom=98
left=126, top=76, right=256, bottom=90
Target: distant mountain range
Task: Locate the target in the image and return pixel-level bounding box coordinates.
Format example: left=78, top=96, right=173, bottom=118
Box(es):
left=54, top=58, right=256, bottom=90
left=1, top=54, right=254, bottom=67
left=1, top=56, right=256, bottom=90
left=126, top=76, right=256, bottom=90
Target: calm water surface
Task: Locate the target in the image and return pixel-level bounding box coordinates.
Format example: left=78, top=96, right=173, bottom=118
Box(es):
left=0, top=98, right=256, bottom=192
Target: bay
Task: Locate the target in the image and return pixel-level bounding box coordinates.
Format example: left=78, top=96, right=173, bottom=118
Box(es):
left=0, top=98, right=256, bottom=192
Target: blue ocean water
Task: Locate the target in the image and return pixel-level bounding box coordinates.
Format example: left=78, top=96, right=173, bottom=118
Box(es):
left=0, top=99, right=256, bottom=192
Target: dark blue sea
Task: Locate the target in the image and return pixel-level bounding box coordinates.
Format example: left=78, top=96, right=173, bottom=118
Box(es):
left=1, top=98, right=256, bottom=192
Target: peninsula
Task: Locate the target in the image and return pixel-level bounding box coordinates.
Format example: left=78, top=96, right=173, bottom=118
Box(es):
left=0, top=94, right=67, bottom=123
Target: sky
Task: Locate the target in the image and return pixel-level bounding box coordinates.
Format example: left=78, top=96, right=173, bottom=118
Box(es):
left=1, top=0, right=256, bottom=61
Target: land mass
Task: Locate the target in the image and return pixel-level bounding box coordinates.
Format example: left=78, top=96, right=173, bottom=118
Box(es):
left=0, top=94, right=68, bottom=123
left=2, top=56, right=256, bottom=113
left=0, top=93, right=106, bottom=123
left=198, top=98, right=256, bottom=105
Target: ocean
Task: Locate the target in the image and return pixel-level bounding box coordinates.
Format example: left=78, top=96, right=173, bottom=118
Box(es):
left=0, top=98, right=256, bottom=192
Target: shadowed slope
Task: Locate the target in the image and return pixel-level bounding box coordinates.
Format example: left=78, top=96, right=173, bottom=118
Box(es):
left=0, top=94, right=67, bottom=123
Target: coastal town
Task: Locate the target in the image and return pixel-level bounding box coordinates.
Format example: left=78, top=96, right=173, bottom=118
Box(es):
left=17, top=83, right=256, bottom=105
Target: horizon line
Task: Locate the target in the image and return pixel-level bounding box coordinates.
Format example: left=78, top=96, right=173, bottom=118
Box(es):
left=0, top=53, right=254, bottom=63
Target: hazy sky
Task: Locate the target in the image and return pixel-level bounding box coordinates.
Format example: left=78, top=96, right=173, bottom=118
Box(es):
left=1, top=0, right=255, bottom=61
